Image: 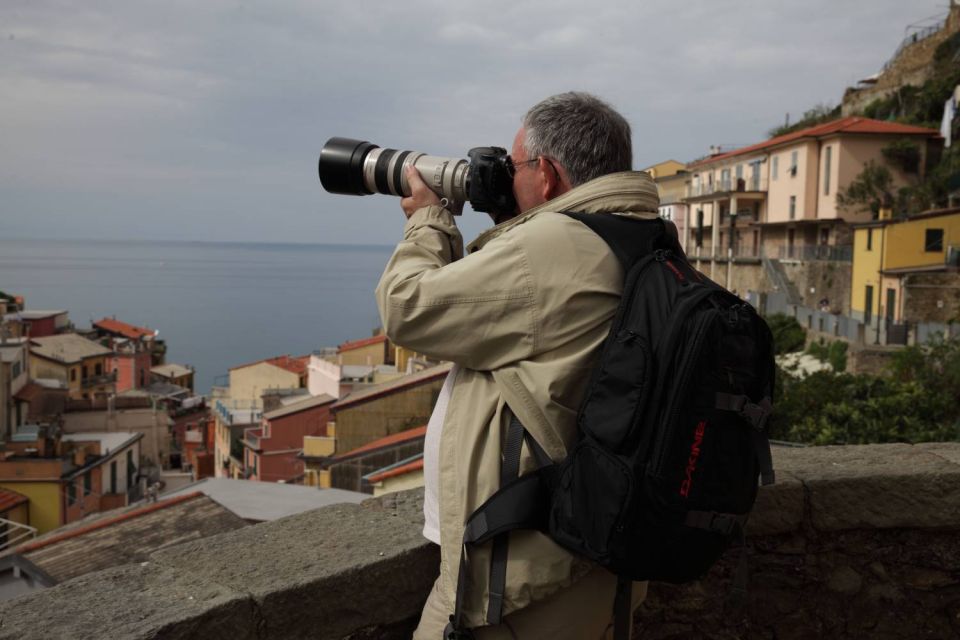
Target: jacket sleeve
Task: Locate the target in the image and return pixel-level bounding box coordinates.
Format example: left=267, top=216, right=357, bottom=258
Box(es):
left=376, top=205, right=538, bottom=370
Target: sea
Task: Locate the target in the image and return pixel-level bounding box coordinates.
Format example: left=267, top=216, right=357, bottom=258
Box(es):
left=0, top=238, right=395, bottom=394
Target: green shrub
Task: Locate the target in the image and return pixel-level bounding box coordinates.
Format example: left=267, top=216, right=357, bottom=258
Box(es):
left=765, top=313, right=806, bottom=355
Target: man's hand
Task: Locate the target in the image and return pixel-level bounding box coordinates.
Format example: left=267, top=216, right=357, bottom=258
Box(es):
left=401, top=165, right=441, bottom=219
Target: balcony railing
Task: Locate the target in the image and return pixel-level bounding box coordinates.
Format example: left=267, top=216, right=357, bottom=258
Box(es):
left=686, top=177, right=768, bottom=199
left=0, top=517, right=37, bottom=553
left=81, top=372, right=117, bottom=388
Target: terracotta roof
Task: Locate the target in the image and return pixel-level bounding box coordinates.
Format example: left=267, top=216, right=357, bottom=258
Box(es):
left=338, top=334, right=387, bottom=353
left=0, top=488, right=28, bottom=514
left=13, top=492, right=247, bottom=584
left=366, top=456, right=424, bottom=484
left=689, top=117, right=941, bottom=169
left=230, top=354, right=309, bottom=374
left=332, top=362, right=454, bottom=411
left=14, top=381, right=52, bottom=403
left=93, top=318, right=156, bottom=341
left=333, top=425, right=427, bottom=461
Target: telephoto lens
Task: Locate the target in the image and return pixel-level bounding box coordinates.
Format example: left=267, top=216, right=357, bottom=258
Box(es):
left=318, top=137, right=470, bottom=212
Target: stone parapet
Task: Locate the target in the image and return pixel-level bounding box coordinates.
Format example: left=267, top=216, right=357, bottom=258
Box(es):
left=1, top=443, right=959, bottom=639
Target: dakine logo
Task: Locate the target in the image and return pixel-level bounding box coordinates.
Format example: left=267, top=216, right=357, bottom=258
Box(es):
left=679, top=420, right=707, bottom=497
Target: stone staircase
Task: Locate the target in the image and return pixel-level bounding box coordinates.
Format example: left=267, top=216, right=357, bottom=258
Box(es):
left=762, top=257, right=802, bottom=305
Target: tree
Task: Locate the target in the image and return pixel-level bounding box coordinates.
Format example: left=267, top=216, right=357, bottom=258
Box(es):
left=765, top=313, right=806, bottom=355
left=836, top=160, right=894, bottom=216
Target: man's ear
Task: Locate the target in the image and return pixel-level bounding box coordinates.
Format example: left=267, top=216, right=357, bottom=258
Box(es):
left=540, top=158, right=571, bottom=201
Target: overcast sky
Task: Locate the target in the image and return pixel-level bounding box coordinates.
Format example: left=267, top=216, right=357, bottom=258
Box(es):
left=0, top=0, right=950, bottom=244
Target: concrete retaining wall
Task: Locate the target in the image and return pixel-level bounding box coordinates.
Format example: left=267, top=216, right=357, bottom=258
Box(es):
left=2, top=443, right=959, bottom=639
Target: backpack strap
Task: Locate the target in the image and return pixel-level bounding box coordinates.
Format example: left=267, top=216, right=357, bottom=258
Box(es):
left=446, top=414, right=554, bottom=637
left=563, top=212, right=668, bottom=270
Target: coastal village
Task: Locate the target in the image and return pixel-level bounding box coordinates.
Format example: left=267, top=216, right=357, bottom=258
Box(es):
left=0, top=4, right=958, bottom=621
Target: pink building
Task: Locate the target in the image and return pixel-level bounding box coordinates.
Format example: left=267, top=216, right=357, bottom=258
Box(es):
left=243, top=394, right=335, bottom=483
left=93, top=318, right=159, bottom=391
left=683, top=117, right=941, bottom=263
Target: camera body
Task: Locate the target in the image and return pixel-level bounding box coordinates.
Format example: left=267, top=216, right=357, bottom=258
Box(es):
left=318, top=137, right=517, bottom=218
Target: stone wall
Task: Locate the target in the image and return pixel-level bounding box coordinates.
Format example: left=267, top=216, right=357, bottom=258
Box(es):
left=903, top=272, right=960, bottom=325
left=1, top=443, right=959, bottom=639
left=842, top=5, right=960, bottom=116
left=782, top=260, right=853, bottom=315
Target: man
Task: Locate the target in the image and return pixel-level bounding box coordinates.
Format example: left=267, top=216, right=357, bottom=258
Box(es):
left=376, top=92, right=660, bottom=639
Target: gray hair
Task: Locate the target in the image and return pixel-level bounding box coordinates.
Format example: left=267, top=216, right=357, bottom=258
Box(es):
left=522, top=92, right=633, bottom=187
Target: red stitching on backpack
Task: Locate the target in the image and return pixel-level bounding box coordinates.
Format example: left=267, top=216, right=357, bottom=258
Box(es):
left=679, top=420, right=707, bottom=497
left=664, top=260, right=686, bottom=283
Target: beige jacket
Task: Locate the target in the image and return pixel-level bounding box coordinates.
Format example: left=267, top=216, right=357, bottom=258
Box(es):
left=376, top=171, right=659, bottom=628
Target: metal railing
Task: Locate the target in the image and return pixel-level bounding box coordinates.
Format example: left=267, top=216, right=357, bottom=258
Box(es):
left=0, top=517, right=37, bottom=553
left=81, top=372, right=117, bottom=388
left=686, top=177, right=768, bottom=199
left=883, top=19, right=946, bottom=72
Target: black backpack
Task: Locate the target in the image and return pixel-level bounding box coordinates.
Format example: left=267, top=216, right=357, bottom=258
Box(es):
left=445, top=214, right=776, bottom=640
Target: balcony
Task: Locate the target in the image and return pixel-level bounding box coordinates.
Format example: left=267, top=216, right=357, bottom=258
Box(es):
left=81, top=372, right=117, bottom=389
left=685, top=176, right=768, bottom=200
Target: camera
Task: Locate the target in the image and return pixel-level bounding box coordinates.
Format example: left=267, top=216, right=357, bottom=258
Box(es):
left=318, top=137, right=517, bottom=217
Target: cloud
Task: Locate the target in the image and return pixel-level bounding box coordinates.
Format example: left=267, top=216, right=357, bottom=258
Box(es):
left=0, top=0, right=949, bottom=244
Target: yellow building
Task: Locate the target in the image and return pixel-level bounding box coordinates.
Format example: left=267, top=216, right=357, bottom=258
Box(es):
left=851, top=207, right=960, bottom=328
left=642, top=159, right=686, bottom=180
left=29, top=334, right=115, bottom=400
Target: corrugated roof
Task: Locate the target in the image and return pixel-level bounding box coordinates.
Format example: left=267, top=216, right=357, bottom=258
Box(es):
left=14, top=492, right=247, bottom=583
left=8, top=310, right=67, bottom=320
left=93, top=318, right=157, bottom=341
left=263, top=393, right=335, bottom=421
left=0, top=488, right=28, bottom=514
left=30, top=334, right=112, bottom=364
left=333, top=425, right=427, bottom=461
left=338, top=334, right=387, bottom=353
left=332, top=362, right=453, bottom=410
left=689, top=117, right=940, bottom=169
left=161, top=478, right=368, bottom=521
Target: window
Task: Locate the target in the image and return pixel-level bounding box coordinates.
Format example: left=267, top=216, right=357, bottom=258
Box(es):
left=71, top=368, right=77, bottom=382
left=720, top=168, right=730, bottom=191
left=789, top=196, right=797, bottom=220
left=82, top=365, right=88, bottom=380
left=824, top=146, right=832, bottom=195
left=12, top=360, right=20, bottom=378
left=95, top=363, right=102, bottom=376
left=925, top=229, right=944, bottom=252
left=790, top=151, right=798, bottom=176
left=67, top=481, right=76, bottom=505
left=83, top=472, right=91, bottom=496
left=110, top=461, right=118, bottom=494
left=772, top=156, right=779, bottom=180
left=864, top=285, right=874, bottom=324
left=867, top=228, right=873, bottom=251
left=735, top=164, right=743, bottom=180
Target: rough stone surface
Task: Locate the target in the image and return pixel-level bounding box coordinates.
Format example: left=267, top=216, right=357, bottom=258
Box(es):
left=1, top=443, right=960, bottom=639
left=0, top=562, right=256, bottom=640
left=747, top=469, right=804, bottom=536
left=151, top=499, right=438, bottom=640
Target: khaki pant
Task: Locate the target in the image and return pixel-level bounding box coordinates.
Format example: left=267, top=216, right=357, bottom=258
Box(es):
left=413, top=568, right=648, bottom=640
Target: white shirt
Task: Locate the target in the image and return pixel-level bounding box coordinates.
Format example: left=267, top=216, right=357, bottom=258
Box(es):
left=422, top=364, right=459, bottom=544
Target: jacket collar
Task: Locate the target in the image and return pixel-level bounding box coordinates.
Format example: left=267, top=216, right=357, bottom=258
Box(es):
left=467, top=171, right=660, bottom=252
